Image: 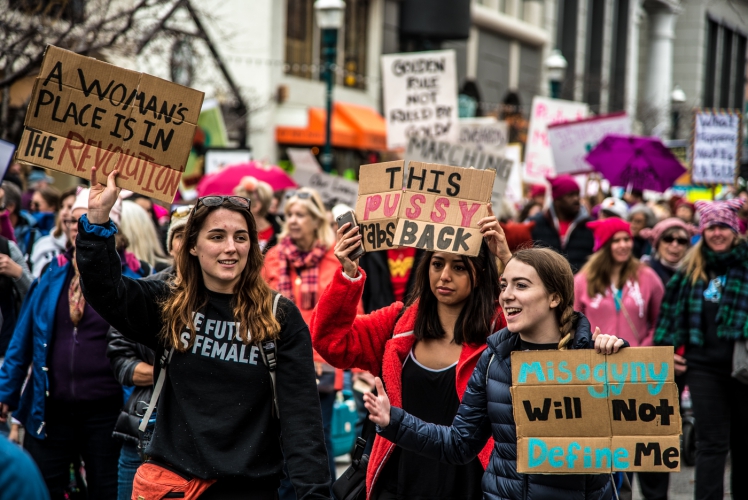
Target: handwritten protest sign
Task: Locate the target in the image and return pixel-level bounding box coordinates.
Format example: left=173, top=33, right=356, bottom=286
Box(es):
left=691, top=109, right=742, bottom=185
left=511, top=347, right=681, bottom=473
left=547, top=112, right=631, bottom=175
left=15, top=45, right=204, bottom=203
left=524, top=97, right=588, bottom=183
left=405, top=136, right=512, bottom=203
left=458, top=118, right=509, bottom=155
left=355, top=161, right=495, bottom=256
left=381, top=50, right=459, bottom=150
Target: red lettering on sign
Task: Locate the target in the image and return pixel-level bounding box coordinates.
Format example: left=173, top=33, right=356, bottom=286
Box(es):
left=459, top=201, right=481, bottom=227
left=364, top=194, right=382, bottom=220
left=383, top=193, right=400, bottom=217
left=431, top=197, right=449, bottom=223
left=405, top=194, right=425, bottom=219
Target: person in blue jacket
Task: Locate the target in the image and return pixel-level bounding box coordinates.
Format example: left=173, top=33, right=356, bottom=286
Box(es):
left=363, top=248, right=628, bottom=500
left=0, top=433, right=50, bottom=500
left=0, top=189, right=146, bottom=500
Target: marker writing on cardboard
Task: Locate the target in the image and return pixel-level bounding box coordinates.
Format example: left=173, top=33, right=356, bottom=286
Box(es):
left=525, top=438, right=680, bottom=470
left=516, top=360, right=670, bottom=397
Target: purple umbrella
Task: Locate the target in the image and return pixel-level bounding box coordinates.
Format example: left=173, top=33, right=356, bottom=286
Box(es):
left=584, top=135, right=686, bottom=192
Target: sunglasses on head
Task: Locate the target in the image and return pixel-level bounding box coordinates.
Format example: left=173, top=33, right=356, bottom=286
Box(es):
left=193, top=196, right=251, bottom=214
left=662, top=235, right=689, bottom=245
left=286, top=190, right=322, bottom=210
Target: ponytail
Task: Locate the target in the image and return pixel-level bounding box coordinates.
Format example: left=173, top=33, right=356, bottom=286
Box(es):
left=557, top=305, right=575, bottom=350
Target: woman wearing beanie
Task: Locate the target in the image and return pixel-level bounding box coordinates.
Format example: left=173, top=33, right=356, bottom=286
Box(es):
left=639, top=218, right=697, bottom=287
left=574, top=218, right=664, bottom=347
left=655, top=199, right=748, bottom=500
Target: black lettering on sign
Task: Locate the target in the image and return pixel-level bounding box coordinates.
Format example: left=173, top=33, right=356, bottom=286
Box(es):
left=24, top=129, right=57, bottom=160
left=43, top=61, right=64, bottom=91
left=385, top=166, right=402, bottom=189
left=611, top=399, right=674, bottom=425
left=451, top=228, right=471, bottom=252
left=634, top=443, right=679, bottom=469
left=363, top=221, right=396, bottom=250
left=523, top=399, right=550, bottom=421
left=398, top=220, right=419, bottom=246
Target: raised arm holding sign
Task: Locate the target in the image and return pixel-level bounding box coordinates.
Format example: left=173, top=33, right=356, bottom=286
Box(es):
left=364, top=248, right=635, bottom=500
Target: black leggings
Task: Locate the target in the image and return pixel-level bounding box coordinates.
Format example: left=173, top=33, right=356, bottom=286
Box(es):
left=200, top=480, right=278, bottom=499
left=687, top=368, right=748, bottom=500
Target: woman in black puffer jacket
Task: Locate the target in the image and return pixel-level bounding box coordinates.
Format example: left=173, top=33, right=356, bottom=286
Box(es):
left=364, top=248, right=629, bottom=500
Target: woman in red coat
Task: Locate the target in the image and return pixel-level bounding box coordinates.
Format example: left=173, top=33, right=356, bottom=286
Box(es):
left=310, top=205, right=510, bottom=500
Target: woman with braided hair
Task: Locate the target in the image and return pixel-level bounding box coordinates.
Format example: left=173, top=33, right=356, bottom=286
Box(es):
left=362, top=248, right=628, bottom=500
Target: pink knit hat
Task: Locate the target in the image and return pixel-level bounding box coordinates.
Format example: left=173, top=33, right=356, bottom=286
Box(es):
left=639, top=217, right=698, bottom=248
left=587, top=218, right=631, bottom=252
left=694, top=199, right=743, bottom=234
left=545, top=175, right=580, bottom=200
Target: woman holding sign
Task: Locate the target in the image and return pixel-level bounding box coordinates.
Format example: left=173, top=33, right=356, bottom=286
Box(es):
left=309, top=205, right=511, bottom=500
left=68, top=168, right=332, bottom=500
left=655, top=200, right=748, bottom=500
left=361, top=247, right=627, bottom=500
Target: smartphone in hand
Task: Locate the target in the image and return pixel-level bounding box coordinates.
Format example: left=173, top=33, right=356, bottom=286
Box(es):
left=336, top=211, right=366, bottom=261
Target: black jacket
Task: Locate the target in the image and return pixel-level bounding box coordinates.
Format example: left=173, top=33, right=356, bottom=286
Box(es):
left=106, top=266, right=173, bottom=442
left=379, top=314, right=620, bottom=500
left=76, top=218, right=331, bottom=498
left=530, top=208, right=594, bottom=273
left=359, top=249, right=425, bottom=313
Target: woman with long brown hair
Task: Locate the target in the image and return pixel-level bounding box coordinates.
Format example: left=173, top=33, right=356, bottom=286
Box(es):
left=70, top=168, right=331, bottom=500
left=574, top=218, right=664, bottom=347
left=362, top=248, right=626, bottom=500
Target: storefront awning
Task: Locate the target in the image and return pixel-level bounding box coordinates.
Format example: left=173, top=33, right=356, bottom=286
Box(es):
left=276, top=102, right=387, bottom=150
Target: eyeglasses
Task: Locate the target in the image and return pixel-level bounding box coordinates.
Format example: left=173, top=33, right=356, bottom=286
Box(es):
left=63, top=218, right=79, bottom=227
left=193, top=196, right=250, bottom=214
left=662, top=235, right=689, bottom=246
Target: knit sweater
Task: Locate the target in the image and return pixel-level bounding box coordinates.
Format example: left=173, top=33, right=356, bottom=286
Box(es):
left=573, top=265, right=664, bottom=347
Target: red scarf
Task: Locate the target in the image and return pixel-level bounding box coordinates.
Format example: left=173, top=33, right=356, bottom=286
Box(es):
left=276, top=236, right=328, bottom=310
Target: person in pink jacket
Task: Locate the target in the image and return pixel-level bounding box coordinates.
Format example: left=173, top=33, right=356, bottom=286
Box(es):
left=574, top=217, right=664, bottom=347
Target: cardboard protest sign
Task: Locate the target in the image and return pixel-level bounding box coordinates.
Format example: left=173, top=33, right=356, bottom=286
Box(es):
left=355, top=161, right=405, bottom=252
left=355, top=160, right=495, bottom=256
left=547, top=112, right=632, bottom=175
left=511, top=347, right=681, bottom=474
left=15, top=45, right=204, bottom=203
left=287, top=148, right=359, bottom=208
left=691, top=109, right=742, bottom=185
left=381, top=50, right=459, bottom=150
left=524, top=97, right=588, bottom=183
left=458, top=118, right=509, bottom=156
left=405, top=135, right=512, bottom=202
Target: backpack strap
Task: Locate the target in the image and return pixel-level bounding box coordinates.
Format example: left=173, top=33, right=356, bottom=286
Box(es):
left=138, top=347, right=174, bottom=432
left=259, top=292, right=282, bottom=418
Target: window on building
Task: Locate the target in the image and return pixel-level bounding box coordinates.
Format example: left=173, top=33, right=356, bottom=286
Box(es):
left=608, top=0, right=628, bottom=112
left=703, top=18, right=746, bottom=110
left=343, top=0, right=369, bottom=89
left=556, top=0, right=578, bottom=100
left=284, top=0, right=369, bottom=89
left=583, top=0, right=605, bottom=111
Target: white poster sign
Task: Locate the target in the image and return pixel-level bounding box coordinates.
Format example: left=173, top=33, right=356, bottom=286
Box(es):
left=381, top=50, right=459, bottom=150
left=0, top=140, right=16, bottom=182
left=524, top=97, right=589, bottom=183
left=547, top=112, right=631, bottom=175
left=286, top=148, right=358, bottom=208
left=499, top=144, right=523, bottom=208
left=287, top=148, right=322, bottom=174
left=204, top=149, right=252, bottom=175
left=458, top=118, right=509, bottom=156
left=692, top=110, right=741, bottom=185
left=404, top=136, right=512, bottom=205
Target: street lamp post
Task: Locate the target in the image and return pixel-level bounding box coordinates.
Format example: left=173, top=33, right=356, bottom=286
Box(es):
left=314, top=0, right=345, bottom=173
left=545, top=49, right=568, bottom=99
left=670, top=84, right=686, bottom=140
